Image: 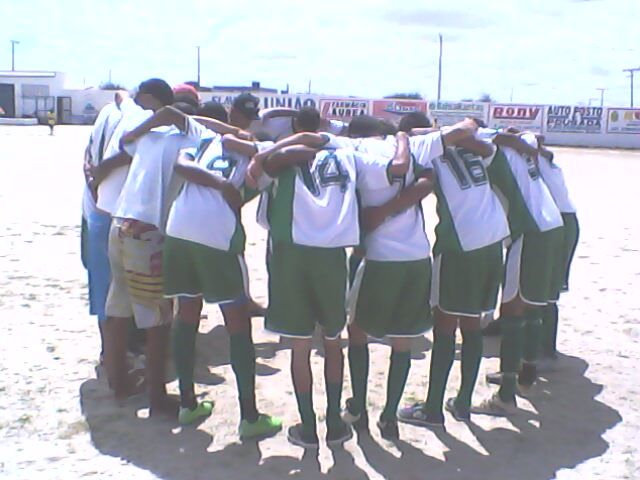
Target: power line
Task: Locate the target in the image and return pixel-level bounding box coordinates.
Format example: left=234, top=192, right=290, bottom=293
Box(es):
left=10, top=40, right=19, bottom=71
left=596, top=88, right=606, bottom=107
left=622, top=67, right=640, bottom=107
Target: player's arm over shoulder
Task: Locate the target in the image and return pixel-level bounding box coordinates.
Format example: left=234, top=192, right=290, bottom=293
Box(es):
left=263, top=145, right=318, bottom=177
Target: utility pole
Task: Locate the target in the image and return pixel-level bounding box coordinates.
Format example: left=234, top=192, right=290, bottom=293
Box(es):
left=10, top=40, right=19, bottom=71
left=196, top=46, right=201, bottom=87
left=623, top=67, right=640, bottom=107
left=596, top=88, right=605, bottom=107
left=436, top=33, right=443, bottom=109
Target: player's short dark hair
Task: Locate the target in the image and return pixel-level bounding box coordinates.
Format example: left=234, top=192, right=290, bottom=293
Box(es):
left=173, top=93, right=199, bottom=110
left=348, top=115, right=381, bottom=138
left=398, top=112, right=432, bottom=132
left=137, top=78, right=174, bottom=106
left=378, top=119, right=398, bottom=136
left=232, top=93, right=260, bottom=120
left=295, top=106, right=320, bottom=132
left=470, top=117, right=487, bottom=128
left=197, top=101, right=228, bottom=123
left=172, top=102, right=197, bottom=115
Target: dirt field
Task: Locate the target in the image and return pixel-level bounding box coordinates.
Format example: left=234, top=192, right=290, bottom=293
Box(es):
left=0, top=125, right=638, bottom=480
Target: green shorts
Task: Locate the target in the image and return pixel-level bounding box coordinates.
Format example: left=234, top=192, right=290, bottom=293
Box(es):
left=349, top=258, right=432, bottom=338
left=266, top=242, right=347, bottom=339
left=163, top=236, right=248, bottom=304
left=560, top=212, right=580, bottom=293
left=503, top=227, right=564, bottom=306
left=432, top=242, right=503, bottom=317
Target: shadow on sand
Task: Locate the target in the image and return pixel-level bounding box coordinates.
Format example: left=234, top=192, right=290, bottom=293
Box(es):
left=81, top=331, right=621, bottom=480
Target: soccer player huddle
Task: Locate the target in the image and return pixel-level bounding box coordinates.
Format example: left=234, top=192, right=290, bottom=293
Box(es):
left=81, top=78, right=579, bottom=449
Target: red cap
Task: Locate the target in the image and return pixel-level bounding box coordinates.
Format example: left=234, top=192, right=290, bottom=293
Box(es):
left=172, top=83, right=199, bottom=101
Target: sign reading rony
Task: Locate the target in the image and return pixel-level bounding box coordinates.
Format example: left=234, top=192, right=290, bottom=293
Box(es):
left=489, top=104, right=544, bottom=132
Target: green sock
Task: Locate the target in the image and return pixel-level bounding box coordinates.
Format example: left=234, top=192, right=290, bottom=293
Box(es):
left=294, top=390, right=316, bottom=433
left=348, top=344, right=369, bottom=414
left=455, top=329, right=483, bottom=412
left=523, top=310, right=543, bottom=363
left=498, top=315, right=525, bottom=403
left=172, top=319, right=198, bottom=409
left=381, top=350, right=411, bottom=421
left=326, top=381, right=343, bottom=429
left=348, top=253, right=363, bottom=286
left=424, top=332, right=455, bottom=417
left=542, top=303, right=559, bottom=356
left=229, top=333, right=257, bottom=421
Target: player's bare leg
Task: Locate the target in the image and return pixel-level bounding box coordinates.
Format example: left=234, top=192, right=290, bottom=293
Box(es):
left=104, top=316, right=141, bottom=401
left=172, top=296, right=214, bottom=425
left=146, top=322, right=176, bottom=417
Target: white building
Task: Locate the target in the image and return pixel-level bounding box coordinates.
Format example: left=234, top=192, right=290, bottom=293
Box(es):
left=0, top=71, right=66, bottom=121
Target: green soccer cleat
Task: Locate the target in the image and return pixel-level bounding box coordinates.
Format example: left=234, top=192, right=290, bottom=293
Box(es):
left=239, top=414, right=283, bottom=439
left=178, top=400, right=214, bottom=426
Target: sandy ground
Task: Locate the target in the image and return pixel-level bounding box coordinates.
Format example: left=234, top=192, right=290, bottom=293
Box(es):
left=0, top=125, right=638, bottom=480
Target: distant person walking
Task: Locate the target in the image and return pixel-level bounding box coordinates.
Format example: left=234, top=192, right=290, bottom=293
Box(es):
left=47, top=109, right=56, bottom=135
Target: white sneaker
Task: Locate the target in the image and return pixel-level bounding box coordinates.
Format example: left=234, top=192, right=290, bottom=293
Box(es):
left=471, top=393, right=517, bottom=416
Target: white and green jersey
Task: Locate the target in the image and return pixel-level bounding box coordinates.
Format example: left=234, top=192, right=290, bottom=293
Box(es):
left=344, top=135, right=435, bottom=261
left=536, top=154, right=576, bottom=214
left=476, top=129, right=563, bottom=237
left=114, top=117, right=206, bottom=232
left=431, top=145, right=510, bottom=254
left=165, top=134, right=262, bottom=254
left=492, top=146, right=563, bottom=234
left=268, top=147, right=394, bottom=248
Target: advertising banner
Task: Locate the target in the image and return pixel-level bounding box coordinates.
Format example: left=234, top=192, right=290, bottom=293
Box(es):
left=489, top=104, right=544, bottom=132
left=546, top=105, right=603, bottom=133
left=428, top=101, right=488, bottom=126
left=319, top=98, right=370, bottom=120
left=371, top=99, right=428, bottom=122
left=606, top=108, right=640, bottom=134
left=206, top=92, right=320, bottom=110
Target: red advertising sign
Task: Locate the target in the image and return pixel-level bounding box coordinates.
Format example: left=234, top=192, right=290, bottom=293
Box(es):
left=319, top=98, right=370, bottom=120
left=371, top=99, right=428, bottom=121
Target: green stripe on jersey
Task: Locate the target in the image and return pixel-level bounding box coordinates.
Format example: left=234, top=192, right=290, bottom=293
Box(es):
left=433, top=180, right=464, bottom=254
left=269, top=169, right=296, bottom=244
left=487, top=149, right=538, bottom=238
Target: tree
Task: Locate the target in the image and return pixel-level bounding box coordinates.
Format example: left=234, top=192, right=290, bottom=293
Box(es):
left=384, top=92, right=423, bottom=100
left=99, top=81, right=127, bottom=90
left=477, top=93, right=494, bottom=103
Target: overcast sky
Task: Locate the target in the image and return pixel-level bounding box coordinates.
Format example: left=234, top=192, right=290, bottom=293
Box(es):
left=2, top=0, right=639, bottom=106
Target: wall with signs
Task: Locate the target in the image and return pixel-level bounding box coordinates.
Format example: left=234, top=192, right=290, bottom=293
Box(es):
left=428, top=101, right=489, bottom=126
left=6, top=76, right=638, bottom=147
left=482, top=102, right=638, bottom=148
